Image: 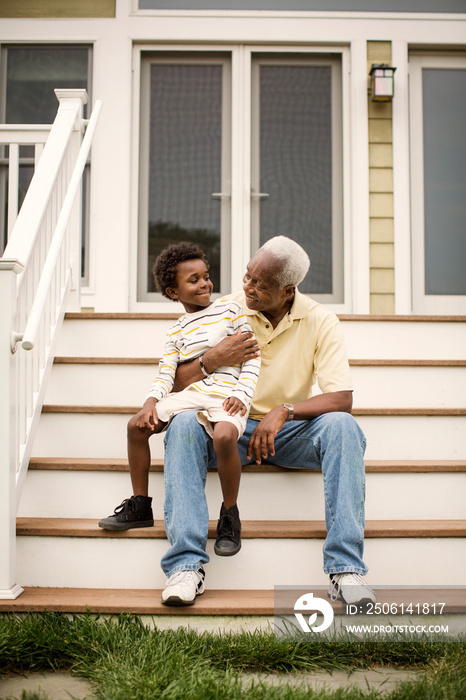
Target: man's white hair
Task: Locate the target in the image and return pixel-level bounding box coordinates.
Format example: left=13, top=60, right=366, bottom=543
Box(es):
left=258, top=236, right=311, bottom=288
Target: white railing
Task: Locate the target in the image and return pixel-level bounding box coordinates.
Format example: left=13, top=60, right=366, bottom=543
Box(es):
left=0, top=90, right=102, bottom=599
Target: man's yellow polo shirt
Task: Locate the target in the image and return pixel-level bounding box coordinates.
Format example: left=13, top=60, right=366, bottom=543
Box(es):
left=230, top=290, right=353, bottom=421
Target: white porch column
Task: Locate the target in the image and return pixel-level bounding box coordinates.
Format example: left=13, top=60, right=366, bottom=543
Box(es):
left=350, top=39, right=370, bottom=314
left=391, top=41, right=412, bottom=315
left=0, top=260, right=25, bottom=599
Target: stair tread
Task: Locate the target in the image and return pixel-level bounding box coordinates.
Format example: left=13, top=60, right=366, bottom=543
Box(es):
left=53, top=356, right=466, bottom=367
left=28, top=457, right=466, bottom=473
left=65, top=313, right=466, bottom=322
left=1, top=586, right=464, bottom=615
left=16, top=517, right=466, bottom=538
left=41, top=405, right=466, bottom=416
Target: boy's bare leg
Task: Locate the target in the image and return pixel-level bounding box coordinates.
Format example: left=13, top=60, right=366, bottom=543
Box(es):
left=213, top=421, right=242, bottom=556
left=127, top=416, right=166, bottom=496
left=212, top=421, right=241, bottom=509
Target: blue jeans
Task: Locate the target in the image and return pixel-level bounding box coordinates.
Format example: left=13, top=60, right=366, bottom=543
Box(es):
left=161, top=411, right=368, bottom=578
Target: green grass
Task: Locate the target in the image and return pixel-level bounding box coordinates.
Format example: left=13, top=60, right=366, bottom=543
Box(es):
left=0, top=613, right=464, bottom=699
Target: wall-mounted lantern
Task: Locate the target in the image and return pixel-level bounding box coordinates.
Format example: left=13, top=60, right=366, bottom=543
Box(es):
left=369, top=64, right=397, bottom=102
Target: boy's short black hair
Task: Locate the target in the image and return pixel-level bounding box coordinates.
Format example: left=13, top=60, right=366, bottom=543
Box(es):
left=153, top=242, right=209, bottom=300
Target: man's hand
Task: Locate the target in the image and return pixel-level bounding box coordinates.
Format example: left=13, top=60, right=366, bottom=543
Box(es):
left=205, top=329, right=260, bottom=371
left=223, top=396, right=247, bottom=416
left=173, top=330, right=260, bottom=392
left=246, top=391, right=353, bottom=464
left=246, top=405, right=288, bottom=464
left=134, top=398, right=159, bottom=431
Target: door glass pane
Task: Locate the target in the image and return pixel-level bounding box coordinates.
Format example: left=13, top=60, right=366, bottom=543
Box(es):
left=256, top=63, right=341, bottom=298
left=423, top=68, right=466, bottom=295
left=146, top=64, right=223, bottom=294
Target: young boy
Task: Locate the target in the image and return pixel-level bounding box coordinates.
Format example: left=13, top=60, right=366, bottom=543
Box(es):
left=99, top=242, right=261, bottom=557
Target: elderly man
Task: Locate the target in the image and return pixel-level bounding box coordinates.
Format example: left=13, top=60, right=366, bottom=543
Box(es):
left=162, top=236, right=374, bottom=607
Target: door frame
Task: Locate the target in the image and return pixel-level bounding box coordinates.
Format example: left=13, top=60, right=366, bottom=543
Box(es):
left=130, top=42, right=354, bottom=312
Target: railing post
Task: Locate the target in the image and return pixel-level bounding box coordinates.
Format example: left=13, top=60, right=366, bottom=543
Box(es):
left=54, top=89, right=87, bottom=312
left=0, top=259, right=25, bottom=599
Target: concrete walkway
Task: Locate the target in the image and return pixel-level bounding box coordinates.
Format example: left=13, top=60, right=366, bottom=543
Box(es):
left=242, top=667, right=424, bottom=694
left=0, top=667, right=424, bottom=698
left=0, top=671, right=94, bottom=699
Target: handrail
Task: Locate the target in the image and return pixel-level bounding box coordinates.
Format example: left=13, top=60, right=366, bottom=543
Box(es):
left=16, top=100, right=102, bottom=352
left=0, top=89, right=102, bottom=600
left=0, top=124, right=50, bottom=141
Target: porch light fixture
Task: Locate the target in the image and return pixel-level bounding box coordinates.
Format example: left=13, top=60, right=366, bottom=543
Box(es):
left=369, top=64, right=396, bottom=102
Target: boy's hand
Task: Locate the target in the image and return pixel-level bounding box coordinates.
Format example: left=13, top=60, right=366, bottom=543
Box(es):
left=135, top=399, right=159, bottom=430
left=223, top=396, right=247, bottom=416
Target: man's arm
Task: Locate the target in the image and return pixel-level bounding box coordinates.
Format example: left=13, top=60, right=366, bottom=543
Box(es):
left=172, top=329, right=260, bottom=392
left=246, top=391, right=353, bottom=464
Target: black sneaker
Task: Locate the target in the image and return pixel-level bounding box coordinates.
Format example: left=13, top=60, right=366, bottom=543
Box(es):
left=214, top=503, right=241, bottom=556
left=98, top=496, right=154, bottom=531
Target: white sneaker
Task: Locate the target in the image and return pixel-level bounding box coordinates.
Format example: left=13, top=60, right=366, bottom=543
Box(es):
left=161, top=567, right=205, bottom=606
left=328, top=573, right=376, bottom=606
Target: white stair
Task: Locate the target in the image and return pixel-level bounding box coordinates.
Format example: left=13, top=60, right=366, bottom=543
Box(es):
left=3, top=313, right=466, bottom=616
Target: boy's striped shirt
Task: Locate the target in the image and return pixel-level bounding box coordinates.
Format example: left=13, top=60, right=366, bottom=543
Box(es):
left=146, top=297, right=261, bottom=409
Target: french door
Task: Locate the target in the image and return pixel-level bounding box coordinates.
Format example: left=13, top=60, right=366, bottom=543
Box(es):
left=137, top=48, right=344, bottom=305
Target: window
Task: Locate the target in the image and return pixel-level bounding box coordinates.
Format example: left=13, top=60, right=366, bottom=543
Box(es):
left=0, top=45, right=92, bottom=281
left=410, top=54, right=466, bottom=314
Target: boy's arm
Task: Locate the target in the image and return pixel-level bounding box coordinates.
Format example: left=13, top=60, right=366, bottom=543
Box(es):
left=145, top=333, right=180, bottom=401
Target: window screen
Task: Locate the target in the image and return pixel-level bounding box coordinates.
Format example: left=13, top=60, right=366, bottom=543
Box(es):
left=423, top=68, right=466, bottom=296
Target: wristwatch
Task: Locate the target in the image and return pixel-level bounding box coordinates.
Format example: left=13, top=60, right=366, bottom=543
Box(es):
left=282, top=403, right=294, bottom=421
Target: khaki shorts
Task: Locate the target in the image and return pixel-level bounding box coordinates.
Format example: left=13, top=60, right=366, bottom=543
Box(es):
left=155, top=385, right=247, bottom=439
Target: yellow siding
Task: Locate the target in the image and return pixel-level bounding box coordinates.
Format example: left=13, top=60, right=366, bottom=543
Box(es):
left=370, top=193, right=394, bottom=219
left=369, top=169, right=393, bottom=193
left=0, top=0, right=116, bottom=17
left=370, top=219, right=394, bottom=243
left=369, top=294, right=396, bottom=315
left=370, top=243, right=394, bottom=268
left=367, top=41, right=395, bottom=314
left=370, top=269, right=395, bottom=293
left=369, top=144, right=393, bottom=168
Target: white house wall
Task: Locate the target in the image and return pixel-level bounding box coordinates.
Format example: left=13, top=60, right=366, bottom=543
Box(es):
left=1, top=1, right=465, bottom=312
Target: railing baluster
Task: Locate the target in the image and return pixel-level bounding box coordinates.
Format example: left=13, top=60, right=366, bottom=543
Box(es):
left=34, top=143, right=43, bottom=169
left=18, top=279, right=28, bottom=447
left=7, top=143, right=19, bottom=240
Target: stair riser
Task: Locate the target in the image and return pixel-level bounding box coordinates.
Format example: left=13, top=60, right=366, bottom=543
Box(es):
left=57, top=319, right=176, bottom=358
left=18, top=470, right=466, bottom=521
left=57, top=318, right=466, bottom=360
left=17, top=536, right=466, bottom=588
left=45, top=363, right=466, bottom=409
left=344, top=321, right=466, bottom=360
left=33, top=413, right=466, bottom=461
